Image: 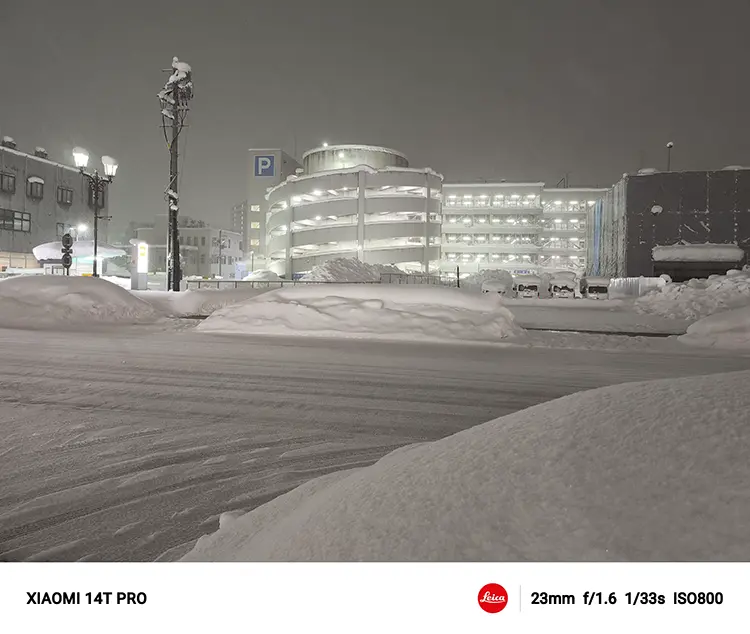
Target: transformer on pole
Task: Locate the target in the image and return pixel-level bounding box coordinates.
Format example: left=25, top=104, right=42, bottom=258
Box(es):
left=158, top=57, right=194, bottom=291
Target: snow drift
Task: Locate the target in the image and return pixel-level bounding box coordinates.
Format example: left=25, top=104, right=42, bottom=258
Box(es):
left=132, top=288, right=272, bottom=317
left=636, top=267, right=750, bottom=320
left=0, top=276, right=159, bottom=329
left=197, top=285, right=523, bottom=344
left=242, top=269, right=281, bottom=282
left=679, top=305, right=750, bottom=350
left=183, top=369, right=750, bottom=561
left=300, top=258, right=403, bottom=282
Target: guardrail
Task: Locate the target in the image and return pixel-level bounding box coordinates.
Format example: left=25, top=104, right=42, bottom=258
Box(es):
left=186, top=273, right=447, bottom=290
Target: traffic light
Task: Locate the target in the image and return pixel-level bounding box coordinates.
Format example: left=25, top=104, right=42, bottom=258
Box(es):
left=61, top=233, right=73, bottom=274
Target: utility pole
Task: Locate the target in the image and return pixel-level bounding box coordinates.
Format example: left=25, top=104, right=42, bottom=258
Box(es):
left=218, top=230, right=223, bottom=278
left=158, top=57, right=193, bottom=291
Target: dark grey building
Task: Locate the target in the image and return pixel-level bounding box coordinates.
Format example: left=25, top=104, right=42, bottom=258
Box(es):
left=587, top=168, right=750, bottom=280
left=0, top=137, right=108, bottom=269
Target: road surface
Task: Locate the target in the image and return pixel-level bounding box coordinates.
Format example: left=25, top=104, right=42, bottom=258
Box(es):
left=1, top=325, right=748, bottom=561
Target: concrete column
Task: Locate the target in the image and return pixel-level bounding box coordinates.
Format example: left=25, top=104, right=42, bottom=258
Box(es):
left=357, top=170, right=366, bottom=261
left=286, top=208, right=294, bottom=277
left=423, top=173, right=430, bottom=273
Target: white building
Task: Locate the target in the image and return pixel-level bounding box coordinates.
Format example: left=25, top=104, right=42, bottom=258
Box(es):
left=441, top=182, right=607, bottom=275
left=265, top=145, right=442, bottom=277
left=137, top=217, right=243, bottom=279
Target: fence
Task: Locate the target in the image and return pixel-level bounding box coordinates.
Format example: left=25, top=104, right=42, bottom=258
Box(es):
left=186, top=273, right=444, bottom=291
left=608, top=277, right=667, bottom=299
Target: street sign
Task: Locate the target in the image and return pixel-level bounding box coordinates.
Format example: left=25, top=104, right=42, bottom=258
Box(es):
left=61, top=233, right=73, bottom=275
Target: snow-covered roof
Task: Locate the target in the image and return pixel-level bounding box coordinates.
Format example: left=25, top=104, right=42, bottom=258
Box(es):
left=445, top=181, right=545, bottom=188
left=0, top=145, right=79, bottom=173
left=27, top=176, right=44, bottom=184
left=652, top=243, right=745, bottom=263
left=550, top=277, right=576, bottom=286
left=302, top=144, right=408, bottom=162
left=513, top=274, right=542, bottom=283
left=582, top=276, right=611, bottom=285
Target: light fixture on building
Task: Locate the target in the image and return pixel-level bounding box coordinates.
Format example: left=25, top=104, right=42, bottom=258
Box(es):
left=511, top=194, right=521, bottom=199
left=555, top=218, right=563, bottom=223
left=312, top=190, right=322, bottom=196
left=570, top=218, right=579, bottom=223
left=527, top=194, right=536, bottom=199
left=588, top=200, right=596, bottom=206
left=338, top=152, right=345, bottom=159
left=521, top=218, right=528, bottom=223
left=570, top=200, right=579, bottom=205
left=292, top=196, right=302, bottom=203
left=322, top=142, right=329, bottom=148
left=315, top=216, right=322, bottom=221
left=554, top=200, right=562, bottom=205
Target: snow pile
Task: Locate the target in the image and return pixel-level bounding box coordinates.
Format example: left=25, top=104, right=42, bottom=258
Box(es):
left=635, top=268, right=750, bottom=320
left=679, top=305, right=750, bottom=350
left=183, top=369, right=750, bottom=561
left=242, top=269, right=281, bottom=282
left=461, top=268, right=513, bottom=290
left=133, top=288, right=272, bottom=317
left=32, top=241, right=126, bottom=262
left=653, top=243, right=745, bottom=263
left=198, top=285, right=523, bottom=344
left=300, top=258, right=403, bottom=283
left=0, top=276, right=159, bottom=329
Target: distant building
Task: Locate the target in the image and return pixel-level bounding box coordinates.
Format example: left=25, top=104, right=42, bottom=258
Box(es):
left=587, top=168, right=750, bottom=280
left=136, top=215, right=243, bottom=279
left=231, top=149, right=301, bottom=263
left=0, top=137, right=107, bottom=270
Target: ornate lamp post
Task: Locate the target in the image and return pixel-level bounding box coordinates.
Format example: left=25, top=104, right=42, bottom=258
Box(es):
left=73, top=147, right=118, bottom=277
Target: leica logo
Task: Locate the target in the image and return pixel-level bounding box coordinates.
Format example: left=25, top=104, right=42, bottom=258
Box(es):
left=477, top=583, right=509, bottom=613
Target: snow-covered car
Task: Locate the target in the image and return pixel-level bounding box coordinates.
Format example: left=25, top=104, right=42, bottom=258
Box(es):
left=512, top=275, right=542, bottom=298
left=581, top=276, right=610, bottom=299
left=481, top=280, right=510, bottom=296
left=550, top=277, right=576, bottom=298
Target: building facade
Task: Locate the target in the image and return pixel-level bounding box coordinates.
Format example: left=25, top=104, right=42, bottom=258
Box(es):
left=440, top=183, right=606, bottom=275
left=587, top=167, right=750, bottom=280
left=230, top=149, right=302, bottom=263
left=0, top=137, right=108, bottom=269
left=137, top=217, right=243, bottom=279
left=264, top=144, right=442, bottom=276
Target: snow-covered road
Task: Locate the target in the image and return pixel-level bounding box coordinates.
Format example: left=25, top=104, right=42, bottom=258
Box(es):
left=1, top=326, right=749, bottom=562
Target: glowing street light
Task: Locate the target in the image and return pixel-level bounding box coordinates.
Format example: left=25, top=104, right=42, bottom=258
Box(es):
left=72, top=147, right=119, bottom=277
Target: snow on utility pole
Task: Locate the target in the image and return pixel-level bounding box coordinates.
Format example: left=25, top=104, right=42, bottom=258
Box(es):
left=158, top=57, right=194, bottom=291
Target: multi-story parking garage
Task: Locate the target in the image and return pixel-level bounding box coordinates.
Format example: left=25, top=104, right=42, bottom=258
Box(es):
left=441, top=183, right=608, bottom=275
left=265, top=145, right=442, bottom=276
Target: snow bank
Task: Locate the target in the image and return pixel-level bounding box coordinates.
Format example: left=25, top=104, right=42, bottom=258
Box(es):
left=636, top=268, right=750, bottom=320
left=679, top=305, right=750, bottom=350
left=198, top=285, right=523, bottom=344
left=133, top=288, right=272, bottom=317
left=0, top=276, right=159, bottom=329
left=183, top=369, right=750, bottom=561
left=461, top=268, right=513, bottom=290
left=242, top=269, right=281, bottom=282
left=300, top=258, right=403, bottom=282
left=32, top=241, right=126, bottom=262
left=652, top=243, right=745, bottom=263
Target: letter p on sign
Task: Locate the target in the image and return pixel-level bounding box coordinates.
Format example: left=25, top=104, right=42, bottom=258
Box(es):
left=255, top=155, right=275, bottom=176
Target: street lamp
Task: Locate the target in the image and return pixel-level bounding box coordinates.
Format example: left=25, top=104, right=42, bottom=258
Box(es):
left=73, top=147, right=118, bottom=277
left=75, top=223, right=88, bottom=242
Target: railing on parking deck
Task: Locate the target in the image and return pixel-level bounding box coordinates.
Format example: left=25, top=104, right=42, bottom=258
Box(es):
left=186, top=273, right=448, bottom=290
left=608, top=277, right=668, bottom=298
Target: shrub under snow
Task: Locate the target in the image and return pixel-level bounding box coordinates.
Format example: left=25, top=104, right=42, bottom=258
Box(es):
left=635, top=268, right=750, bottom=320
left=679, top=304, right=750, bottom=350
left=183, top=369, right=750, bottom=561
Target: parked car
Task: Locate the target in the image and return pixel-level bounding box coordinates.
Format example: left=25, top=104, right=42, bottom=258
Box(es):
left=550, top=277, right=576, bottom=298
left=481, top=280, right=511, bottom=296
left=512, top=275, right=542, bottom=298
left=581, top=276, right=611, bottom=299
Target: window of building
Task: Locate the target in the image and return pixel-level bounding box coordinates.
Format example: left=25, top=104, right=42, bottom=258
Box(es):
left=228, top=256, right=233, bottom=264
left=250, top=222, right=260, bottom=229
left=56, top=186, right=74, bottom=206
left=250, top=239, right=259, bottom=246
left=87, top=187, right=105, bottom=208
left=227, top=238, right=231, bottom=248
left=26, top=179, right=44, bottom=200
left=221, top=255, right=226, bottom=265
left=239, top=241, right=244, bottom=252
left=0, top=173, right=16, bottom=194
left=211, top=255, right=219, bottom=264
left=1, top=209, right=31, bottom=232
left=212, top=237, right=219, bottom=247
left=56, top=222, right=74, bottom=237
left=250, top=205, right=260, bottom=212
left=200, top=254, right=206, bottom=264
left=201, top=236, right=206, bottom=247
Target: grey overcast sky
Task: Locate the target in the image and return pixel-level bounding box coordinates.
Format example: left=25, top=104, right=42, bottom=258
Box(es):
left=2, top=0, right=749, bottom=230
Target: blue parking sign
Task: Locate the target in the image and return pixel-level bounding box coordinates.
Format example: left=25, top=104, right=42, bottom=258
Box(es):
left=254, top=155, right=275, bottom=176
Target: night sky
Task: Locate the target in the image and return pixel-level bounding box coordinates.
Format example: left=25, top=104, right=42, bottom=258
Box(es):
left=2, top=0, right=749, bottom=231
